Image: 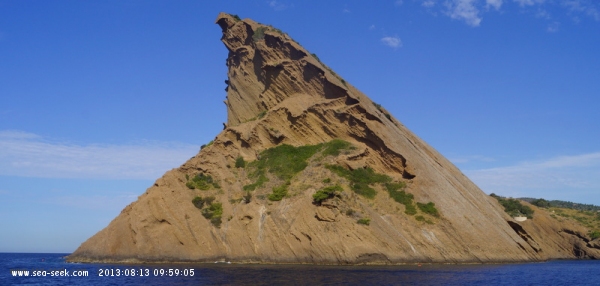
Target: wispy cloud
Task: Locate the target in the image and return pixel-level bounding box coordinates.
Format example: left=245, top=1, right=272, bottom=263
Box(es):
left=421, top=0, right=599, bottom=27
left=464, top=152, right=600, bottom=202
left=0, top=130, right=198, bottom=180
left=268, top=0, right=288, bottom=11
left=562, top=0, right=600, bottom=21
left=395, top=0, right=404, bottom=6
left=486, top=0, right=503, bottom=10
left=445, top=0, right=482, bottom=26
left=547, top=21, right=560, bottom=32
left=513, top=0, right=546, bottom=7
left=422, top=0, right=436, bottom=8
left=381, top=36, right=403, bottom=48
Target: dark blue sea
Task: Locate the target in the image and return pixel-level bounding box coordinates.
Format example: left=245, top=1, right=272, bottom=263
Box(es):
left=1, top=253, right=599, bottom=285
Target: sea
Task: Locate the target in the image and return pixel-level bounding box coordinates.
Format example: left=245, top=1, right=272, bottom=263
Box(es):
left=1, top=253, right=599, bottom=286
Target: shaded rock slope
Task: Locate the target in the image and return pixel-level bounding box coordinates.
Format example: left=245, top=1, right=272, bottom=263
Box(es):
left=67, top=13, right=600, bottom=264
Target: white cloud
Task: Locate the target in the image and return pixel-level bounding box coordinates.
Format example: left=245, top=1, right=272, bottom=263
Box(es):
left=343, top=8, right=351, bottom=13
left=547, top=21, right=560, bottom=32
left=416, top=0, right=598, bottom=27
left=422, top=0, right=436, bottom=8
left=513, top=0, right=546, bottom=6
left=268, top=0, right=287, bottom=11
left=562, top=0, right=600, bottom=21
left=486, top=0, right=503, bottom=10
left=445, top=0, right=482, bottom=26
left=395, top=0, right=404, bottom=6
left=0, top=130, right=198, bottom=180
left=536, top=8, right=551, bottom=19
left=369, top=24, right=376, bottom=30
left=381, top=36, right=403, bottom=48
left=464, top=152, right=600, bottom=202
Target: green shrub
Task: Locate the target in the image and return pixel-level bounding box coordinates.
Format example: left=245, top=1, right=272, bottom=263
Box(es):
left=193, top=197, right=221, bottom=227
left=405, top=204, right=418, bottom=216
left=325, top=164, right=421, bottom=216
left=416, top=215, right=434, bottom=224
left=531, top=198, right=551, bottom=208
left=204, top=196, right=216, bottom=205
left=357, top=218, right=370, bottom=225
left=322, top=178, right=331, bottom=183
left=243, top=174, right=268, bottom=191
left=417, top=202, right=440, bottom=217
left=200, top=140, right=214, bottom=150
left=210, top=217, right=222, bottom=228
left=253, top=27, right=265, bottom=42
left=385, top=182, right=413, bottom=209
left=326, top=165, right=390, bottom=199
left=243, top=191, right=252, bottom=204
left=201, top=202, right=223, bottom=219
left=351, top=183, right=377, bottom=199
left=492, top=196, right=534, bottom=219
left=346, top=209, right=355, bottom=216
left=192, top=196, right=205, bottom=209
left=186, top=173, right=219, bottom=190
left=210, top=203, right=223, bottom=216
left=321, top=139, right=353, bottom=157
left=250, top=144, right=320, bottom=182
left=268, top=184, right=288, bottom=201
left=313, top=185, right=342, bottom=204
left=232, top=14, right=241, bottom=21
left=235, top=156, right=246, bottom=168
left=243, top=140, right=353, bottom=191
left=590, top=230, right=600, bottom=240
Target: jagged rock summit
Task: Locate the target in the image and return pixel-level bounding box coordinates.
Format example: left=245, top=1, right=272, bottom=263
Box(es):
left=68, top=13, right=599, bottom=264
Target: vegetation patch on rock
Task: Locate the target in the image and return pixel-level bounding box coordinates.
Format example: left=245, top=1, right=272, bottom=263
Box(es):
left=325, top=164, right=438, bottom=219
left=242, top=139, right=354, bottom=191
left=357, top=218, right=370, bottom=225
left=268, top=184, right=289, bottom=201
left=417, top=202, right=440, bottom=218
left=191, top=196, right=222, bottom=227
left=384, top=182, right=417, bottom=215
left=325, top=165, right=390, bottom=199
left=186, top=173, right=220, bottom=190
left=313, top=185, right=343, bottom=204
left=235, top=156, right=246, bottom=168
left=491, top=194, right=534, bottom=219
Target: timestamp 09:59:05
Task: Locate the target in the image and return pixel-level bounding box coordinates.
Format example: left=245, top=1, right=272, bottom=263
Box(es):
left=98, top=268, right=195, bottom=277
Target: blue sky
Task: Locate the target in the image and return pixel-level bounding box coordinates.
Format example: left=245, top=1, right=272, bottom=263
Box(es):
left=1, top=0, right=599, bottom=253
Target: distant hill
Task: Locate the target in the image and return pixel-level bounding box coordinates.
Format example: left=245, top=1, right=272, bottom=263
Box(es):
left=519, top=197, right=600, bottom=212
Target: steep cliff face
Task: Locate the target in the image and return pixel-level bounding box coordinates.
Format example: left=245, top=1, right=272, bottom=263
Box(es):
left=67, top=13, right=599, bottom=264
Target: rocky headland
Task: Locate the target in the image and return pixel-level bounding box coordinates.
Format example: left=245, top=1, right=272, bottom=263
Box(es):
left=67, top=13, right=600, bottom=264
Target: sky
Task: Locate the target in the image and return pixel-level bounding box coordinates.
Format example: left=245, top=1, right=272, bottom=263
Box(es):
left=1, top=0, right=599, bottom=253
